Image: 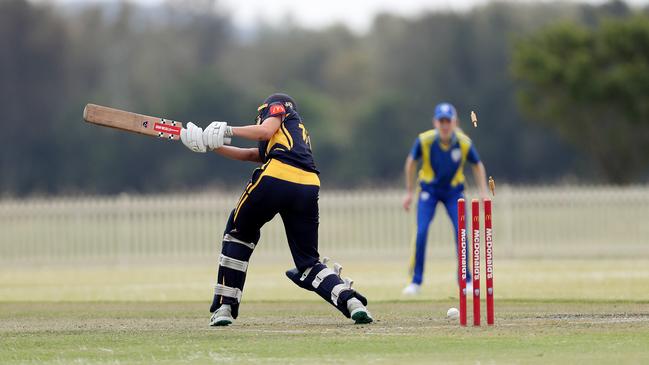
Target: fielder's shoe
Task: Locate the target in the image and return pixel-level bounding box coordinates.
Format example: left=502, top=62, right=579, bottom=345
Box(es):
left=209, top=304, right=234, bottom=327
left=402, top=283, right=421, bottom=296
left=465, top=282, right=473, bottom=297
left=347, top=298, right=373, bottom=324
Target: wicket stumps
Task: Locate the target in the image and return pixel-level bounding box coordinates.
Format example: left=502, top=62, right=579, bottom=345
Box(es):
left=457, top=199, right=467, bottom=326
left=485, top=199, right=494, bottom=325
left=472, top=199, right=481, bottom=326
left=457, top=197, right=494, bottom=326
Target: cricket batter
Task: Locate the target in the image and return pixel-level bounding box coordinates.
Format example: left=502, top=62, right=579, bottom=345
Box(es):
left=402, top=102, right=489, bottom=295
left=180, top=93, right=372, bottom=325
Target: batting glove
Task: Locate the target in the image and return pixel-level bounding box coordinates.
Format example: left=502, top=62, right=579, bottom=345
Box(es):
left=180, top=122, right=207, bottom=153
left=203, top=121, right=232, bottom=150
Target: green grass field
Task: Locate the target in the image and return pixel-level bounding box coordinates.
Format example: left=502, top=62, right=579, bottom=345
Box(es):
left=2, top=259, right=649, bottom=364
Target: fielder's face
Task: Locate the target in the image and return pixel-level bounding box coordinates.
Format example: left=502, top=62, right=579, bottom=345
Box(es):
left=433, top=117, right=456, bottom=141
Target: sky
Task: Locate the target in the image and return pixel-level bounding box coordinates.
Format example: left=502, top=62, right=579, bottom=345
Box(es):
left=42, top=0, right=649, bottom=32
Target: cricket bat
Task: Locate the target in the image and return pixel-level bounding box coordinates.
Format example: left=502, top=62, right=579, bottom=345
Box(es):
left=83, top=104, right=231, bottom=144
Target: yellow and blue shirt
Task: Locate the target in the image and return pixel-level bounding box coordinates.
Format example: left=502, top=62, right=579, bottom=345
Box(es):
left=410, top=129, right=480, bottom=193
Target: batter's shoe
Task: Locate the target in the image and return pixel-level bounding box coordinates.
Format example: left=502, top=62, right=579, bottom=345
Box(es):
left=209, top=304, right=234, bottom=326
left=347, top=298, right=373, bottom=324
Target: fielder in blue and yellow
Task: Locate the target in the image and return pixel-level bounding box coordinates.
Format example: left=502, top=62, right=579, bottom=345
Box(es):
left=401, top=102, right=489, bottom=295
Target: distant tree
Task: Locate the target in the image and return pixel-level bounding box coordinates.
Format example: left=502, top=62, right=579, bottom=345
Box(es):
left=0, top=0, right=68, bottom=194
left=512, top=16, right=649, bottom=183
left=2, top=0, right=646, bottom=195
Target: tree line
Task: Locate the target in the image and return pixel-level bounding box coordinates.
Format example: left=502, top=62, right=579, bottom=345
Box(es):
left=1, top=0, right=647, bottom=196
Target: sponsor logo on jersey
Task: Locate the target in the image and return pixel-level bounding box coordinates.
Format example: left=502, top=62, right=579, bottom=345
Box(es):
left=451, top=148, right=461, bottom=162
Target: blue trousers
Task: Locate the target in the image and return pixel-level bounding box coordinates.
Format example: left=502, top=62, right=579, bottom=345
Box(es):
left=409, top=189, right=472, bottom=285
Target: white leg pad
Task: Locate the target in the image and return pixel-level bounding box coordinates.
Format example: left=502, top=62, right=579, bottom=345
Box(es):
left=344, top=277, right=354, bottom=288
left=331, top=283, right=352, bottom=304
left=214, top=283, right=242, bottom=302
left=223, top=234, right=256, bottom=250
left=312, top=267, right=337, bottom=289
left=219, top=254, right=249, bottom=272
left=300, top=266, right=313, bottom=281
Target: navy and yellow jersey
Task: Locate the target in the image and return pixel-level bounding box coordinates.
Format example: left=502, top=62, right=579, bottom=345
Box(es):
left=410, top=129, right=480, bottom=192
left=257, top=102, right=319, bottom=175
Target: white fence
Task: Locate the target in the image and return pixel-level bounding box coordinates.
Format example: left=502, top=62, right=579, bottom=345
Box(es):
left=1, top=186, right=648, bottom=264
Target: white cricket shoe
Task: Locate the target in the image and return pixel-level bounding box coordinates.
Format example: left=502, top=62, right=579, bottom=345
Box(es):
left=347, top=298, right=373, bottom=324
left=402, top=283, right=421, bottom=296
left=209, top=304, right=234, bottom=326
left=465, top=282, right=473, bottom=297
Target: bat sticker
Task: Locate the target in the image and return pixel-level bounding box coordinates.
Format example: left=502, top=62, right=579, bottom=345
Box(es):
left=154, top=122, right=181, bottom=136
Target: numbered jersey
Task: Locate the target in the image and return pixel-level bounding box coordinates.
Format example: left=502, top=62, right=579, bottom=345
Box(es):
left=257, top=102, right=318, bottom=174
